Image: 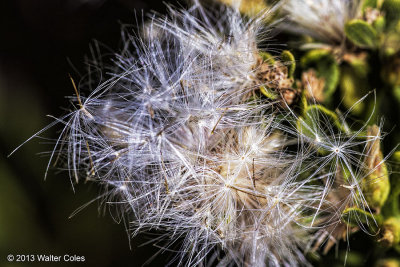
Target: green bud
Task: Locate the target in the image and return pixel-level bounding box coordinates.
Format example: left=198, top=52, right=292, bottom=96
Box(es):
left=345, top=19, right=378, bottom=48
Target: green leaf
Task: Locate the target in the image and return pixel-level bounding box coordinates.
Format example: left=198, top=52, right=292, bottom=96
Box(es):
left=301, top=49, right=330, bottom=64
left=281, top=50, right=296, bottom=78
left=341, top=207, right=381, bottom=232
left=382, top=56, right=400, bottom=86
left=347, top=56, right=370, bottom=78
left=345, top=19, right=378, bottom=48
left=373, top=16, right=386, bottom=34
left=296, top=105, right=348, bottom=150
left=382, top=0, right=400, bottom=27
left=301, top=50, right=340, bottom=101
left=363, top=0, right=378, bottom=8
left=376, top=258, right=400, bottom=267
left=300, top=89, right=308, bottom=112
left=394, top=86, right=400, bottom=104
left=339, top=66, right=366, bottom=115
left=362, top=161, right=390, bottom=210
left=394, top=151, right=400, bottom=162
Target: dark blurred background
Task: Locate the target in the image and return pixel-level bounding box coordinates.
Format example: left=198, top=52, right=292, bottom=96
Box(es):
left=0, top=1, right=183, bottom=266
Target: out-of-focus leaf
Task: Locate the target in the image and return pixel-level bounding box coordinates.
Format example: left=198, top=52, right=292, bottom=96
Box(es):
left=394, top=86, right=400, bottom=104
left=375, top=258, right=400, bottom=267
left=363, top=0, right=378, bottom=8
left=340, top=66, right=366, bottom=114
left=382, top=55, right=400, bottom=86
left=374, top=16, right=386, bottom=33
left=345, top=19, right=378, bottom=48
left=380, top=217, right=400, bottom=247
left=344, top=53, right=370, bottom=77
left=382, top=0, right=400, bottom=27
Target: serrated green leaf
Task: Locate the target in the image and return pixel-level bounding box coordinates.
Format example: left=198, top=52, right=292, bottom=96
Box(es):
left=281, top=50, right=296, bottom=78
left=345, top=19, right=378, bottom=48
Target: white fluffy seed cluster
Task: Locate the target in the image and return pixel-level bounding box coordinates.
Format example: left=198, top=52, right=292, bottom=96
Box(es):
left=51, top=3, right=386, bottom=267
left=282, top=0, right=362, bottom=44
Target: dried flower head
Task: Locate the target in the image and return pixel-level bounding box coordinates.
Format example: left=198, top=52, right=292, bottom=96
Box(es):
left=12, top=1, right=394, bottom=266
left=35, top=3, right=326, bottom=266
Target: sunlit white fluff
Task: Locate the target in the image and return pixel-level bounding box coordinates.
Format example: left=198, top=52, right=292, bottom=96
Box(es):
left=282, top=0, right=362, bottom=44
left=39, top=3, right=324, bottom=267
left=279, top=93, right=390, bottom=254
left=15, top=1, right=390, bottom=266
